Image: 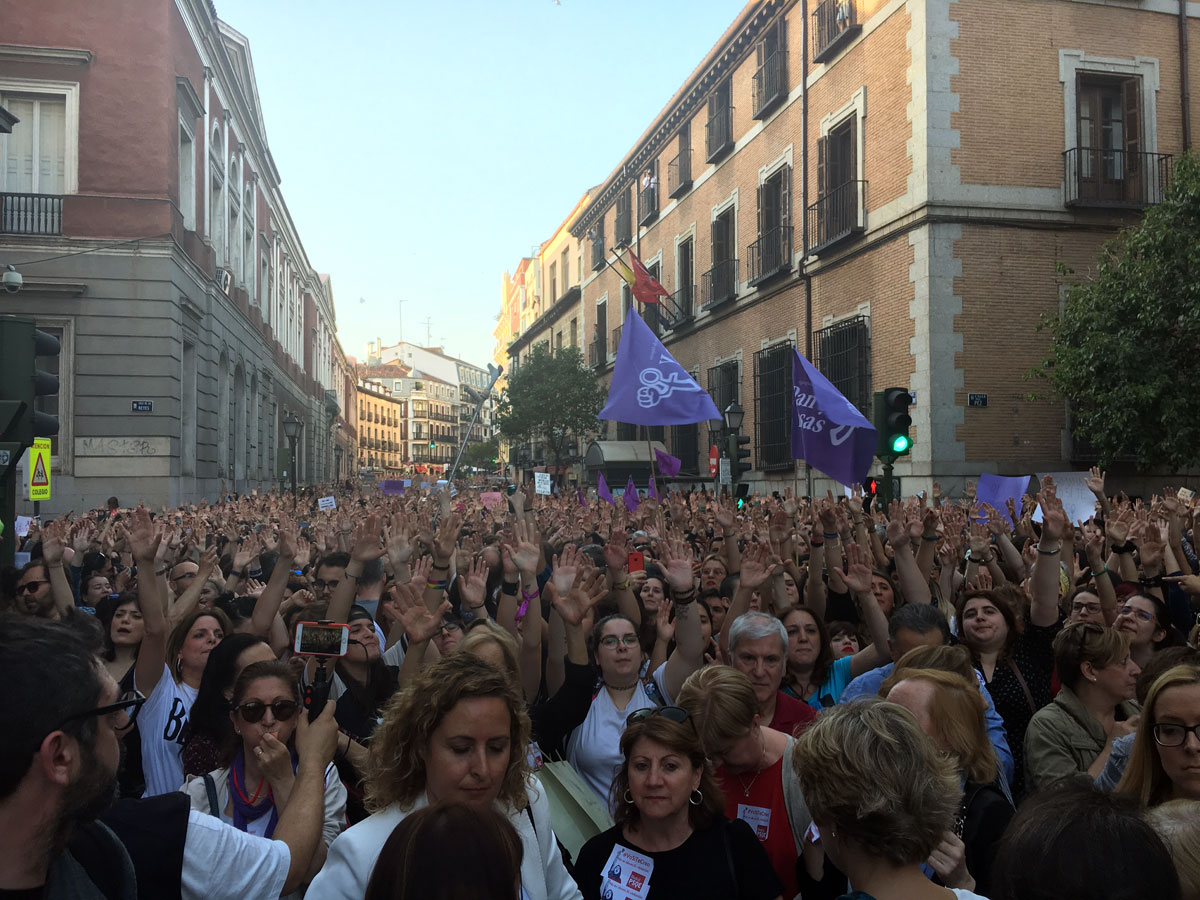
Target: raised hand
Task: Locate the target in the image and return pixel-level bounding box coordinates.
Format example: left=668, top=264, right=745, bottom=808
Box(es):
left=510, top=518, right=540, bottom=574
left=1106, top=507, right=1133, bottom=545
left=1085, top=466, right=1106, bottom=497
left=409, top=555, right=433, bottom=593
left=384, top=582, right=450, bottom=644
left=549, top=569, right=606, bottom=627
left=350, top=514, right=387, bottom=564
left=659, top=538, right=697, bottom=593
left=458, top=556, right=489, bottom=609
left=384, top=512, right=414, bottom=567
left=603, top=530, right=630, bottom=573
left=433, top=512, right=462, bottom=564
left=738, top=541, right=777, bottom=591
left=843, top=542, right=873, bottom=594
left=551, top=544, right=581, bottom=596
left=126, top=507, right=162, bottom=562
left=1039, top=496, right=1068, bottom=543
left=656, top=599, right=675, bottom=644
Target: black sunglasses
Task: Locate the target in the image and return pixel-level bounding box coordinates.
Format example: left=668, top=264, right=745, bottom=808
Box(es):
left=58, top=690, right=146, bottom=731
left=236, top=700, right=300, bottom=723
left=627, top=706, right=691, bottom=726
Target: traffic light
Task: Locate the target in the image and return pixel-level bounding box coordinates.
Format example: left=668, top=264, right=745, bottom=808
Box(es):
left=862, top=476, right=878, bottom=512
left=873, top=387, right=912, bottom=461
left=0, top=317, right=60, bottom=446
left=429, top=440, right=436, bottom=449
left=727, top=433, right=751, bottom=483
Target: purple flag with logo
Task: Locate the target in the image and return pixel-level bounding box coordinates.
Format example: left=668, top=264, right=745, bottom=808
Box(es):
left=648, top=477, right=660, bottom=501
left=601, top=307, right=721, bottom=425
left=653, top=448, right=681, bottom=478
left=791, top=348, right=877, bottom=486
left=623, top=476, right=640, bottom=513
left=597, top=473, right=613, bottom=505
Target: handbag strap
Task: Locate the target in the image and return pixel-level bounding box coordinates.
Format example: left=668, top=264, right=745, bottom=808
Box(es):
left=1004, top=656, right=1037, bottom=715
left=203, top=773, right=220, bottom=818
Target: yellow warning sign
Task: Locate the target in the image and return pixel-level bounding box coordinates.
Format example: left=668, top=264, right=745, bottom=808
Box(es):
left=29, top=438, right=51, bottom=501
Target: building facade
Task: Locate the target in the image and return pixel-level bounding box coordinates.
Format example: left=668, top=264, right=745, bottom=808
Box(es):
left=355, top=379, right=406, bottom=475
left=509, top=0, right=1198, bottom=495
left=1, top=0, right=350, bottom=511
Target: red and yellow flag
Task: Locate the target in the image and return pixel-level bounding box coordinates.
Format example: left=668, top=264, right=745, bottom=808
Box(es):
left=616, top=248, right=670, bottom=305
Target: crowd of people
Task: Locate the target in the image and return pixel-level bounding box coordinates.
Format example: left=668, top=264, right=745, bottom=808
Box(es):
left=2, top=468, right=1200, bottom=900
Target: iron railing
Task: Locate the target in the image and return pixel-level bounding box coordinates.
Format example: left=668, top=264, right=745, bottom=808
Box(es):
left=753, top=51, right=787, bottom=119
left=748, top=225, right=794, bottom=284
left=812, top=0, right=861, bottom=64
left=701, top=258, right=739, bottom=309
left=639, top=180, right=659, bottom=226
left=668, top=148, right=692, bottom=198
left=588, top=338, right=606, bottom=368
left=814, top=314, right=871, bottom=415
left=615, top=203, right=632, bottom=247
left=1063, top=148, right=1172, bottom=209
left=664, top=284, right=695, bottom=329
left=591, top=233, right=606, bottom=271
left=706, top=104, right=734, bottom=163
left=807, top=180, right=866, bottom=254
left=611, top=325, right=623, bottom=353
left=0, top=192, right=63, bottom=235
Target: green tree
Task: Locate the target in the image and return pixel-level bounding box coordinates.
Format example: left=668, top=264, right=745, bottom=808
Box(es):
left=460, top=435, right=500, bottom=471
left=496, top=344, right=607, bottom=478
left=1035, top=150, right=1200, bottom=468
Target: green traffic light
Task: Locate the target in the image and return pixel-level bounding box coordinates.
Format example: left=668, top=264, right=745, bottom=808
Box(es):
left=891, top=435, right=912, bottom=453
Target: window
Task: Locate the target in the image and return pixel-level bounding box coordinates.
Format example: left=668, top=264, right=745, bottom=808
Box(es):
left=554, top=331, right=563, bottom=353
left=706, top=79, right=734, bottom=163
left=669, top=124, right=692, bottom=198
left=750, top=165, right=792, bottom=284
left=615, top=188, right=632, bottom=247
left=589, top=221, right=606, bottom=271
left=703, top=206, right=738, bottom=308
left=561, top=248, right=570, bottom=289
left=178, top=120, right=196, bottom=230
left=671, top=422, right=700, bottom=475
left=590, top=301, right=607, bottom=367
left=753, top=19, right=787, bottom=119
left=259, top=255, right=269, bottom=308
left=707, top=360, right=740, bottom=447
left=815, top=315, right=871, bottom=415
left=671, top=236, right=695, bottom=324
left=639, top=160, right=659, bottom=226
left=754, top=342, right=794, bottom=471
left=549, top=262, right=557, bottom=302
left=645, top=261, right=664, bottom=335
left=811, top=115, right=864, bottom=253
left=569, top=317, right=578, bottom=348
left=621, top=282, right=632, bottom=318
left=1, top=91, right=68, bottom=234
left=617, top=421, right=638, bottom=441
left=812, top=0, right=862, bottom=64
left=243, top=184, right=254, bottom=288
left=210, top=167, right=225, bottom=266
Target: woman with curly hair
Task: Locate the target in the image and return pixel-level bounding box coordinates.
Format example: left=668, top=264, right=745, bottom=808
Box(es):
left=307, top=654, right=581, bottom=900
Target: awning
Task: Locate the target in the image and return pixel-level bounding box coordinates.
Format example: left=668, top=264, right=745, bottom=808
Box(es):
left=583, top=441, right=669, bottom=468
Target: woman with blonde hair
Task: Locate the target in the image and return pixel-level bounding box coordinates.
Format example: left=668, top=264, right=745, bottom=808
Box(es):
left=1145, top=799, right=1200, bottom=900
left=883, top=668, right=1015, bottom=896
left=792, top=699, right=987, bottom=900
left=307, top=654, right=581, bottom=900
left=1115, top=665, right=1200, bottom=806
left=1025, top=622, right=1140, bottom=791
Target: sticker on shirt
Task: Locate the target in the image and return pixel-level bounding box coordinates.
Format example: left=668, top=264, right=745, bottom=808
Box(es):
left=600, top=844, right=654, bottom=900
left=737, top=803, right=772, bottom=841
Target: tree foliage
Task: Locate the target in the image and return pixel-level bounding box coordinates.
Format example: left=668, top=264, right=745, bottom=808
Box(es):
left=1037, top=150, right=1200, bottom=468
left=460, top=435, right=499, bottom=471
left=496, top=344, right=607, bottom=473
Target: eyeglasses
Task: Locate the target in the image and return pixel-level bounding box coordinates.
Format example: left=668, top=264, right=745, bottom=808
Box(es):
left=1153, top=723, right=1200, bottom=747
left=236, top=700, right=300, bottom=723
left=440, top=622, right=463, bottom=635
left=598, top=634, right=640, bottom=649
left=58, top=690, right=146, bottom=731
left=312, top=579, right=340, bottom=591
left=1119, top=606, right=1156, bottom=623
left=16, top=580, right=49, bottom=595
left=1071, top=602, right=1102, bottom=614
left=627, top=706, right=691, bottom=726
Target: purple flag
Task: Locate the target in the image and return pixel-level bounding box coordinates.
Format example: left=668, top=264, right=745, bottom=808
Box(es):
left=977, top=473, right=1032, bottom=526
left=648, top=476, right=660, bottom=501
left=653, top=448, right=681, bottom=478
left=577, top=487, right=587, bottom=506
left=623, top=476, right=640, bottom=513
left=600, top=306, right=721, bottom=426
left=791, top=349, right=877, bottom=486
left=597, top=473, right=613, bottom=505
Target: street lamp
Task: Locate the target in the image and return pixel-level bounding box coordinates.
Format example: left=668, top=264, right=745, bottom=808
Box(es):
left=283, top=411, right=303, bottom=494
left=723, top=401, right=744, bottom=432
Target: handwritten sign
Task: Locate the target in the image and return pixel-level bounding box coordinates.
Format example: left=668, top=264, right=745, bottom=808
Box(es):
left=481, top=491, right=504, bottom=510
left=534, top=472, right=552, bottom=495
left=317, top=496, right=337, bottom=511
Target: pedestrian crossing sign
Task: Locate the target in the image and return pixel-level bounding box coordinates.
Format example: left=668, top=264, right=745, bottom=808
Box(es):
left=29, top=438, right=51, bottom=501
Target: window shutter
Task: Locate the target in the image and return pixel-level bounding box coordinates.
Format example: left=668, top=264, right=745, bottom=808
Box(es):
left=1122, top=77, right=1142, bottom=168
left=781, top=165, right=792, bottom=229
left=757, top=182, right=766, bottom=238
left=816, top=136, right=827, bottom=198
left=37, top=98, right=67, bottom=194
left=848, top=115, right=858, bottom=183
left=4, top=97, right=36, bottom=191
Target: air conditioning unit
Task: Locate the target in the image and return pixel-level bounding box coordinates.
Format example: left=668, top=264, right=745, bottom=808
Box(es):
left=217, top=268, right=232, bottom=294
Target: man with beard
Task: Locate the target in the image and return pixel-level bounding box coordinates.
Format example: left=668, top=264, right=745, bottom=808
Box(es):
left=0, top=615, right=339, bottom=899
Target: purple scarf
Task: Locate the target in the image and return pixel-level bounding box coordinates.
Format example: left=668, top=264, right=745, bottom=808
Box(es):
left=230, top=746, right=297, bottom=838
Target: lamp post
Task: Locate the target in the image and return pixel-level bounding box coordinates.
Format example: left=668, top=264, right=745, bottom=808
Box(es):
left=723, top=401, right=750, bottom=494
left=283, top=411, right=303, bottom=495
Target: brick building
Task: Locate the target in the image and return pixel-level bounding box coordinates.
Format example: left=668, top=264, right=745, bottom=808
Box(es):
left=0, top=0, right=352, bottom=511
left=505, top=0, right=1198, bottom=494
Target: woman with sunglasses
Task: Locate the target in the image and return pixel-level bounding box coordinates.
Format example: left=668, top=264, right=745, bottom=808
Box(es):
left=1116, top=665, right=1200, bottom=805
left=1024, top=622, right=1140, bottom=792
left=575, top=707, right=783, bottom=900
left=184, top=660, right=346, bottom=892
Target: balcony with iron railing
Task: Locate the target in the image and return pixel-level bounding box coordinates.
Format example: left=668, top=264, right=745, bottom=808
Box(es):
left=663, top=284, right=695, bottom=330
left=706, top=104, right=734, bottom=163
left=611, top=325, right=623, bottom=354
left=1, top=192, right=63, bottom=235
left=1063, top=147, right=1172, bottom=209
left=752, top=51, right=787, bottom=119
left=639, top=180, right=659, bottom=227
left=591, top=234, right=606, bottom=271
left=588, top=338, right=607, bottom=368
left=748, top=225, right=793, bottom=285
left=668, top=149, right=692, bottom=198
left=701, top=259, right=739, bottom=310
left=615, top=206, right=632, bottom=247
left=806, top=180, right=866, bottom=255
left=812, top=0, right=862, bottom=64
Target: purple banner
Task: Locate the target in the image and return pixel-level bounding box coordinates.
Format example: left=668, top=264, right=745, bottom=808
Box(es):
left=791, top=349, right=877, bottom=487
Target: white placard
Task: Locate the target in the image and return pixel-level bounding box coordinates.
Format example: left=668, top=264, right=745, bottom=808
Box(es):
left=1032, top=471, right=1096, bottom=524
left=15, top=516, right=33, bottom=537
left=534, top=472, right=552, bottom=495
left=317, top=496, right=337, bottom=511
left=719, top=458, right=731, bottom=485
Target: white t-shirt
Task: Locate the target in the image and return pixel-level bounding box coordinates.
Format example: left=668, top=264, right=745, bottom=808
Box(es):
left=566, top=662, right=671, bottom=806
left=181, top=808, right=289, bottom=900
left=136, top=663, right=198, bottom=797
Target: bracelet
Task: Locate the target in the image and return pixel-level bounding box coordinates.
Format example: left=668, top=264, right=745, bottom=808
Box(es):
left=515, top=598, right=530, bottom=622
left=501, top=580, right=519, bottom=596
left=809, top=539, right=824, bottom=547
left=1140, top=575, right=1164, bottom=587
left=464, top=601, right=486, bottom=610
left=156, top=567, right=169, bottom=575
left=248, top=568, right=262, bottom=579
left=431, top=563, right=449, bottom=572
left=612, top=579, right=631, bottom=591
left=823, top=532, right=839, bottom=540
left=428, top=579, right=447, bottom=590
left=1112, top=540, right=1135, bottom=555
left=1091, top=566, right=1108, bottom=578
left=521, top=588, right=539, bottom=600
left=673, top=589, right=697, bottom=604
left=1036, top=546, right=1061, bottom=556
left=922, top=534, right=940, bottom=542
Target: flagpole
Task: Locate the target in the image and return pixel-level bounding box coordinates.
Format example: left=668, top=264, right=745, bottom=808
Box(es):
left=647, top=438, right=660, bottom=502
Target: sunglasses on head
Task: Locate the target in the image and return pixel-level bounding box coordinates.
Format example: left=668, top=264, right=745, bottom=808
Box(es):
left=236, top=700, right=299, bottom=723
left=626, top=706, right=691, bottom=726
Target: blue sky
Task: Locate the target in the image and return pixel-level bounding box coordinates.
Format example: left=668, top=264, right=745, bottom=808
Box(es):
left=217, top=0, right=741, bottom=368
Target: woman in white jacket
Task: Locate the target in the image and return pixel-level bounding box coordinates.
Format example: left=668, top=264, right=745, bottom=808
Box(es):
left=308, top=654, right=581, bottom=900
